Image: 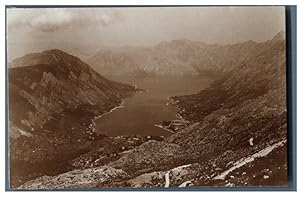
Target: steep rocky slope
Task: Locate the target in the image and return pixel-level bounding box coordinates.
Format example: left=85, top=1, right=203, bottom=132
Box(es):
left=108, top=32, right=287, bottom=187
left=17, top=32, right=287, bottom=189
left=8, top=49, right=138, bottom=187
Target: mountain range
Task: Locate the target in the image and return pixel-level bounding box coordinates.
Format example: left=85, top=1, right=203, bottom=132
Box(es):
left=86, top=32, right=285, bottom=77
left=8, top=31, right=287, bottom=189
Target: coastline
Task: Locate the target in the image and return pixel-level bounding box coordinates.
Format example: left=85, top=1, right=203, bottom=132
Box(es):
left=154, top=124, right=176, bottom=134
left=155, top=97, right=191, bottom=135
left=87, top=87, right=147, bottom=137
left=94, top=101, right=125, bottom=121
left=92, top=87, right=146, bottom=123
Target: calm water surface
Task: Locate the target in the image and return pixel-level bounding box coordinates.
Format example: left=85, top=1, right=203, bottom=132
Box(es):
left=96, top=76, right=213, bottom=136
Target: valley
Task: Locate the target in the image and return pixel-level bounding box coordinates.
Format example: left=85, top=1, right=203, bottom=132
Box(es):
left=8, top=32, right=287, bottom=189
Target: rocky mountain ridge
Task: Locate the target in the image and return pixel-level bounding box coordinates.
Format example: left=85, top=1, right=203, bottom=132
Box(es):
left=87, top=32, right=285, bottom=77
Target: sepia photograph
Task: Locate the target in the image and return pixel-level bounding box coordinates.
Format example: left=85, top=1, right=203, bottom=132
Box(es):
left=6, top=5, right=292, bottom=190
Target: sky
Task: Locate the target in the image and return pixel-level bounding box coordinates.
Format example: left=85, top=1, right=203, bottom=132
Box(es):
left=7, top=6, right=285, bottom=61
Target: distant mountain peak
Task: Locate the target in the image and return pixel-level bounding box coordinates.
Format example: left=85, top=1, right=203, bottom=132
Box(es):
left=42, top=48, right=68, bottom=55
left=42, top=49, right=82, bottom=61
left=9, top=49, right=82, bottom=68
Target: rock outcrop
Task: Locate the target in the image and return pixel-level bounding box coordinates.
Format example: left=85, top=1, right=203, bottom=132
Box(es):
left=18, top=166, right=128, bottom=189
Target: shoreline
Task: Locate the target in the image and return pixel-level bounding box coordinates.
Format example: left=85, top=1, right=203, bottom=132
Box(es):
left=154, top=124, right=176, bottom=134
left=155, top=98, right=191, bottom=135
left=93, top=85, right=148, bottom=121
left=94, top=102, right=125, bottom=121
left=92, top=88, right=145, bottom=122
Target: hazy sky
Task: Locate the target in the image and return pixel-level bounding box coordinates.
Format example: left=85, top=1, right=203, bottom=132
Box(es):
left=7, top=6, right=285, bottom=61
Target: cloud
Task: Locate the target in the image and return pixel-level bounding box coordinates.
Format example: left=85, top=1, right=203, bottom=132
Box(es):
left=7, top=8, right=124, bottom=32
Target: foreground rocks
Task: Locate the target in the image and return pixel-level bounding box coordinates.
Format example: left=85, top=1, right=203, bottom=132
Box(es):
left=19, top=140, right=287, bottom=189
left=18, top=166, right=128, bottom=189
